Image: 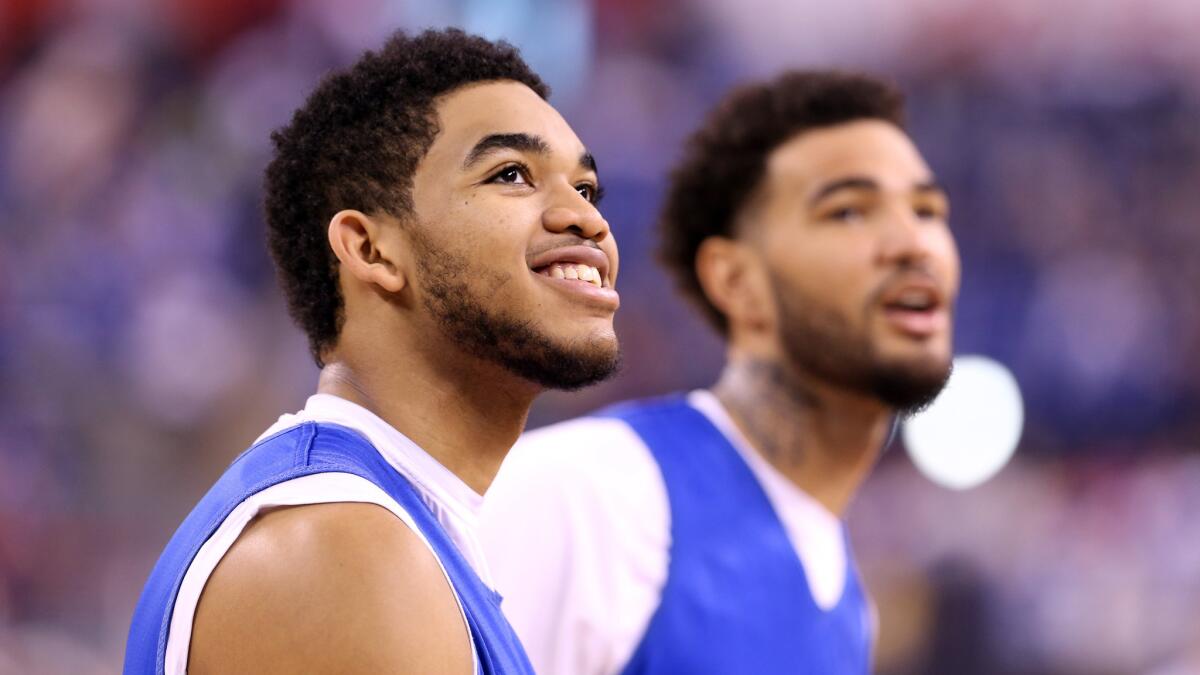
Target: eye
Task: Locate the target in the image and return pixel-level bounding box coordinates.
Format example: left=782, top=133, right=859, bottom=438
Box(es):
left=826, top=206, right=865, bottom=223
left=576, top=183, right=604, bottom=205
left=489, top=164, right=531, bottom=185
left=914, top=203, right=948, bottom=221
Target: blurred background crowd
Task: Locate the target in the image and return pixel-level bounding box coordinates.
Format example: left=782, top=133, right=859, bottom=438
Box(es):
left=2, top=0, right=1198, bottom=672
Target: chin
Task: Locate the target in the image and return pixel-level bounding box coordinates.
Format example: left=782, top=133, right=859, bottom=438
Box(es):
left=869, top=351, right=953, bottom=415
left=502, top=330, right=621, bottom=392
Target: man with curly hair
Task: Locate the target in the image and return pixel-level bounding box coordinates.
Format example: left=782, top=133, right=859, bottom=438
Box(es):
left=125, top=28, right=618, bottom=674
left=481, top=71, right=960, bottom=674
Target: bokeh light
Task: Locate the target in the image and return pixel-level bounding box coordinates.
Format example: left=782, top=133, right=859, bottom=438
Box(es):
left=903, top=355, right=1025, bottom=490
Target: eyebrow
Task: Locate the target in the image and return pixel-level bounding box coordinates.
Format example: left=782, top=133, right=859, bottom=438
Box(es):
left=461, top=132, right=601, bottom=181
left=808, top=176, right=946, bottom=205
left=462, top=133, right=551, bottom=169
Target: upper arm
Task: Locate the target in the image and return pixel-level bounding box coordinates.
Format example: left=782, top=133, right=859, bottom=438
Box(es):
left=188, top=502, right=473, bottom=675
left=480, top=417, right=670, bottom=675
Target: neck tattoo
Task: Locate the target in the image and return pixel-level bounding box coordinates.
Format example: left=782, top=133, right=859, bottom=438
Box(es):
left=715, top=359, right=817, bottom=467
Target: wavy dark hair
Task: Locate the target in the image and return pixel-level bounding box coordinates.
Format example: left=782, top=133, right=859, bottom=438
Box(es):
left=658, top=70, right=905, bottom=335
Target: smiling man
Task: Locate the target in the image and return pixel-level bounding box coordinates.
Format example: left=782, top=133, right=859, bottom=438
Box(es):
left=124, top=29, right=617, bottom=675
left=481, top=71, right=960, bottom=674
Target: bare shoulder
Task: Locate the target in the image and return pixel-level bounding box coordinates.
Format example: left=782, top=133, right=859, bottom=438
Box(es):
left=189, top=502, right=473, bottom=675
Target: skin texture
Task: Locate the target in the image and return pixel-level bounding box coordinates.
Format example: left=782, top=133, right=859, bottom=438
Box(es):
left=705, top=119, right=960, bottom=515
left=321, top=81, right=618, bottom=493
left=189, top=504, right=472, bottom=674
left=189, top=81, right=618, bottom=673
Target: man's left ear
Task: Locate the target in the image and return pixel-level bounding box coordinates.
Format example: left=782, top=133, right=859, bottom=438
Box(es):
left=327, top=209, right=407, bottom=293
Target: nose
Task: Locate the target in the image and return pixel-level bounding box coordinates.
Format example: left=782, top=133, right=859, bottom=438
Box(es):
left=542, top=191, right=610, bottom=242
left=877, top=206, right=932, bottom=267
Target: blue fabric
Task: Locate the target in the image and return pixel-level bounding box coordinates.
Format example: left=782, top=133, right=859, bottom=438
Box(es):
left=603, top=396, right=872, bottom=675
left=124, top=422, right=533, bottom=675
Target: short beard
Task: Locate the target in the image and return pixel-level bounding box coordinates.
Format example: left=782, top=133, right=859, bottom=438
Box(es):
left=771, top=273, right=951, bottom=415
left=413, top=235, right=620, bottom=391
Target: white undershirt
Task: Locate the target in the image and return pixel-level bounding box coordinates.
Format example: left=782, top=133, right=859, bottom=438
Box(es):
left=165, top=394, right=486, bottom=675
left=479, top=389, right=847, bottom=675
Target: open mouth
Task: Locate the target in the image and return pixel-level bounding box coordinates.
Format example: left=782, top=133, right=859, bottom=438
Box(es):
left=879, top=281, right=947, bottom=337
left=527, top=244, right=612, bottom=290
left=533, top=262, right=605, bottom=288
left=884, top=288, right=939, bottom=313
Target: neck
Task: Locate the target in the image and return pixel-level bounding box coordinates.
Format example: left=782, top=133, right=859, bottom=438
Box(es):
left=317, top=341, right=537, bottom=495
left=712, top=354, right=893, bottom=516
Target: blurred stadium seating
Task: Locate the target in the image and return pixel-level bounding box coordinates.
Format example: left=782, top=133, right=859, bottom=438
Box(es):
left=1, top=0, right=1197, bottom=672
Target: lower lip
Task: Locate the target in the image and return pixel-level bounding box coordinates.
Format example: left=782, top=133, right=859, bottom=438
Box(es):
left=883, top=307, right=947, bottom=338
left=532, top=273, right=620, bottom=311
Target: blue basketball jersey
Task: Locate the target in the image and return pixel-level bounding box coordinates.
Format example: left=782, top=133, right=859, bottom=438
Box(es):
left=601, top=396, right=872, bottom=675
left=124, top=421, right=533, bottom=675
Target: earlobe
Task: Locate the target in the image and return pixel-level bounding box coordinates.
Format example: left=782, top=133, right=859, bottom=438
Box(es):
left=327, top=210, right=407, bottom=294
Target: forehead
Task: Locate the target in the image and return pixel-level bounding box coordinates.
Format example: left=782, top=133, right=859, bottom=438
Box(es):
left=426, top=80, right=584, bottom=163
left=764, top=119, right=932, bottom=195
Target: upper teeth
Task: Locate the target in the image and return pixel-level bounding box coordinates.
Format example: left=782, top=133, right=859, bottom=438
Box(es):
left=540, top=263, right=603, bottom=287
left=895, top=290, right=933, bottom=309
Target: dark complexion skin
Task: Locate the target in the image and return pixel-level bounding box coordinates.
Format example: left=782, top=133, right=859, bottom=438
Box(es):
left=190, top=81, right=619, bottom=674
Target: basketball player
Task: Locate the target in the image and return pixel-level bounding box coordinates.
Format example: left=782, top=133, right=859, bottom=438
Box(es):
left=124, top=29, right=619, bottom=674
left=481, top=71, right=960, bottom=674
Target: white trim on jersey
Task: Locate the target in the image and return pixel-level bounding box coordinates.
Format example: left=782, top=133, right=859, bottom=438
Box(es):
left=686, top=389, right=847, bottom=609
left=165, top=472, right=477, bottom=675
left=166, top=394, right=490, bottom=675
left=259, top=393, right=493, bottom=585
left=480, top=389, right=849, bottom=675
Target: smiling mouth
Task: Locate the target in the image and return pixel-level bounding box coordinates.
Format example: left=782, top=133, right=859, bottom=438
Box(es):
left=528, top=251, right=619, bottom=312
left=527, top=243, right=613, bottom=290
left=533, top=262, right=605, bottom=288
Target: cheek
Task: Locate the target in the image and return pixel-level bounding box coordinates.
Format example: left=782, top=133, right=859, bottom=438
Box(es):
left=769, top=245, right=872, bottom=319
left=774, top=227, right=873, bottom=287
left=930, top=230, right=962, bottom=293
left=606, top=239, right=620, bottom=284
left=444, top=202, right=530, bottom=268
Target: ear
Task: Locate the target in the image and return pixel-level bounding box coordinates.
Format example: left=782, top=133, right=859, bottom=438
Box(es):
left=327, top=209, right=407, bottom=294
left=695, top=236, right=775, bottom=332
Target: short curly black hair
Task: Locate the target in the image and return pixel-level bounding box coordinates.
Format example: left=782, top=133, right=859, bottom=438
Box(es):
left=264, top=28, right=549, bottom=365
left=658, top=70, right=905, bottom=335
